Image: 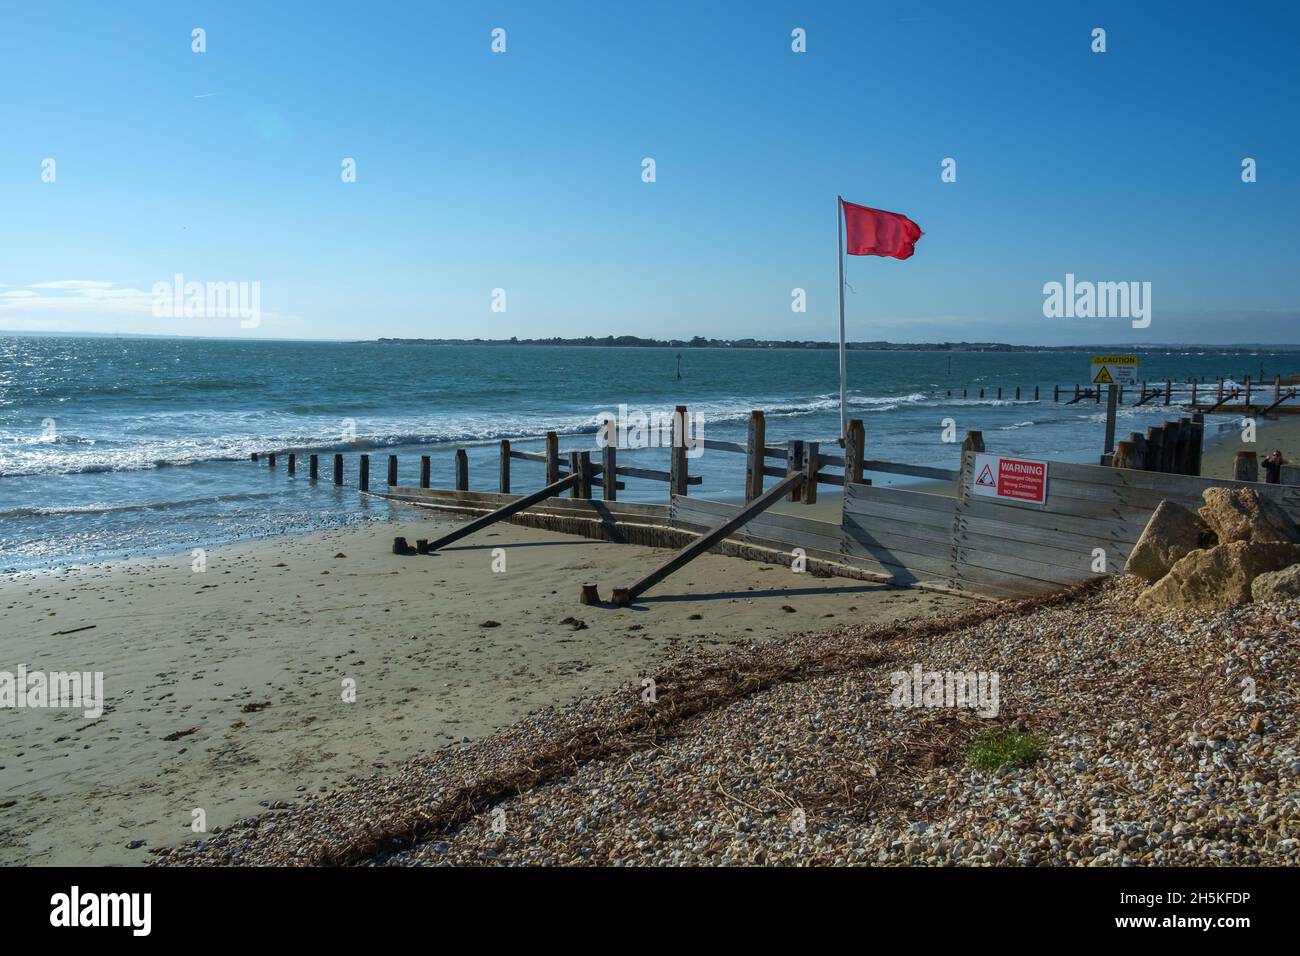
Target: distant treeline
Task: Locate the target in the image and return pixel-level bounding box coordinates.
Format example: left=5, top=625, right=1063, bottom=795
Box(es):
left=367, top=336, right=1300, bottom=353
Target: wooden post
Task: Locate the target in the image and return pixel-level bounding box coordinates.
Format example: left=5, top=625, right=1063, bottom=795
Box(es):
left=744, top=410, right=765, bottom=502
left=669, top=405, right=688, bottom=497
left=1164, top=380, right=1171, bottom=405
left=1129, top=432, right=1148, bottom=470
left=961, top=430, right=986, bottom=454
left=1144, top=426, right=1163, bottom=472
left=844, top=418, right=865, bottom=486
left=1189, top=413, right=1205, bottom=476
left=1275, top=374, right=1282, bottom=405
left=387, top=454, right=398, bottom=487
left=1173, top=418, right=1191, bottom=475
left=1160, top=422, right=1177, bottom=473
left=333, top=453, right=343, bottom=485
left=1094, top=386, right=1101, bottom=404
left=1234, top=451, right=1258, bottom=483
left=359, top=454, right=369, bottom=491
left=420, top=455, right=431, bottom=489
left=455, top=449, right=468, bottom=491
left=1015, top=386, right=1020, bottom=400
left=602, top=442, right=617, bottom=501
left=569, top=451, right=591, bottom=499
left=1191, top=380, right=1197, bottom=405
left=979, top=387, right=985, bottom=399
left=1053, top=384, right=1060, bottom=402
left=1034, top=385, right=1039, bottom=401
left=545, top=431, right=560, bottom=485
left=268, top=452, right=277, bottom=468
left=1113, top=441, right=1138, bottom=470
left=1217, top=378, right=1224, bottom=404
left=251, top=452, right=259, bottom=462
left=801, top=441, right=819, bottom=505
left=309, top=453, right=319, bottom=480
left=997, top=386, right=1002, bottom=400
left=499, top=440, right=511, bottom=494
left=1245, top=375, right=1252, bottom=408
left=1074, top=383, right=1080, bottom=401
left=1102, top=384, right=1119, bottom=460
left=287, top=453, right=296, bottom=476
left=786, top=439, right=804, bottom=502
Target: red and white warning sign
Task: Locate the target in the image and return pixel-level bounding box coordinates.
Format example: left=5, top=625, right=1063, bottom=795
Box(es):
left=971, top=453, right=1049, bottom=504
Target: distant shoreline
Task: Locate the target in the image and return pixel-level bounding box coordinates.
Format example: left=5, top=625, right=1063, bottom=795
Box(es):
left=4, top=330, right=1300, bottom=353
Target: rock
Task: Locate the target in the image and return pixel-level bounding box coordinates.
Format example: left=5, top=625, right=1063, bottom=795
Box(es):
left=1198, top=487, right=1300, bottom=546
left=1138, top=541, right=1300, bottom=610
left=1125, top=501, right=1216, bottom=583
left=1251, top=563, right=1300, bottom=602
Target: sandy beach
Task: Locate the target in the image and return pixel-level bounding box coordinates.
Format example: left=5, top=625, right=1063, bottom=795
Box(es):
left=1199, top=412, right=1300, bottom=481
left=0, top=498, right=966, bottom=866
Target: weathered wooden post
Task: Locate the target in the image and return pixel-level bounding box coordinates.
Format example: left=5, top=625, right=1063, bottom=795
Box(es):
left=801, top=441, right=820, bottom=505
left=744, top=410, right=766, bottom=502
left=287, top=453, right=296, bottom=475
left=961, top=430, right=986, bottom=454
left=1245, top=375, right=1252, bottom=408
left=455, top=449, right=468, bottom=491
left=1234, top=451, right=1258, bottom=482
left=420, top=455, right=431, bottom=489
left=1189, top=413, right=1205, bottom=476
left=545, top=431, right=560, bottom=485
left=1173, top=418, right=1191, bottom=475
left=1015, top=386, right=1020, bottom=400
left=309, top=453, right=319, bottom=480
left=786, top=439, right=804, bottom=502
left=1275, top=374, right=1282, bottom=405
left=268, top=452, right=277, bottom=468
left=498, top=440, right=511, bottom=494
left=669, top=405, right=688, bottom=497
left=1217, top=377, right=1225, bottom=404
left=1129, top=432, right=1148, bottom=469
left=569, top=451, right=592, bottom=499
left=997, top=386, right=1002, bottom=400
left=844, top=418, right=866, bottom=487
left=1095, top=386, right=1101, bottom=404
left=1113, top=441, right=1138, bottom=470
left=1160, top=421, right=1177, bottom=473
left=251, top=452, right=259, bottom=462
left=387, top=454, right=398, bottom=487
left=601, top=442, right=617, bottom=501
left=1053, top=384, right=1060, bottom=402
left=1034, top=385, right=1039, bottom=401
left=359, top=454, right=369, bottom=491
left=1145, top=426, right=1163, bottom=472
left=979, top=387, right=985, bottom=399
left=1074, top=383, right=1081, bottom=401
left=333, top=453, right=343, bottom=485
left=1164, top=380, right=1172, bottom=406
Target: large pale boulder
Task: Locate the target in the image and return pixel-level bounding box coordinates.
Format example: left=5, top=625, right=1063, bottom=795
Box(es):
left=1137, top=541, right=1300, bottom=611
left=1125, top=501, right=1216, bottom=583
left=1251, top=563, right=1300, bottom=602
left=1198, top=487, right=1300, bottom=545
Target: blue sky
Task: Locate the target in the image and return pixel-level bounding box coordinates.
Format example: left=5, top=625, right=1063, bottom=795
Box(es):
left=1, top=0, right=1297, bottom=344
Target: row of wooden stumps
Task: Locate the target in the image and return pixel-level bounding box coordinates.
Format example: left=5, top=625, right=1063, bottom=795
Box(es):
left=1111, top=413, right=1205, bottom=475
left=943, top=375, right=1294, bottom=408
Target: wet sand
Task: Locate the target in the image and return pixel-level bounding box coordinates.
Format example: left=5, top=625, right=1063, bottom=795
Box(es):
left=0, top=500, right=966, bottom=865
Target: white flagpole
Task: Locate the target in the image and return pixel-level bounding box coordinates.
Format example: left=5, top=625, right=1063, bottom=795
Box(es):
left=837, top=195, right=847, bottom=440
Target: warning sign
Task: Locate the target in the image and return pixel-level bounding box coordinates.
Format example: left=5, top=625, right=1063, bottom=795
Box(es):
left=1090, top=354, right=1138, bottom=386
left=971, top=453, right=1049, bottom=505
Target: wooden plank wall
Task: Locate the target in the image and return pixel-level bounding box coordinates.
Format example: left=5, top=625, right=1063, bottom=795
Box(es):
left=842, top=454, right=1300, bottom=600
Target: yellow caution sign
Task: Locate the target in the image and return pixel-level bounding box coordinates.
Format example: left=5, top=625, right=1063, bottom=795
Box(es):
left=1090, top=354, right=1137, bottom=386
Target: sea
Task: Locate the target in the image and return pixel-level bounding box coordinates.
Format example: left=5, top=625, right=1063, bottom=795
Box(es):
left=1, top=334, right=1293, bottom=573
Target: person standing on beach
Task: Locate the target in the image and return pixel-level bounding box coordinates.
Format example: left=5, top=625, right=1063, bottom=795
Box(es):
left=1263, top=449, right=1284, bottom=484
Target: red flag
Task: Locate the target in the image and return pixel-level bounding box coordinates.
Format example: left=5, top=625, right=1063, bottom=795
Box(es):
left=841, top=200, right=923, bottom=259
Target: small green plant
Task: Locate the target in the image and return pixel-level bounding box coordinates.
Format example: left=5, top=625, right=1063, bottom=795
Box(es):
left=966, top=730, right=1043, bottom=771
